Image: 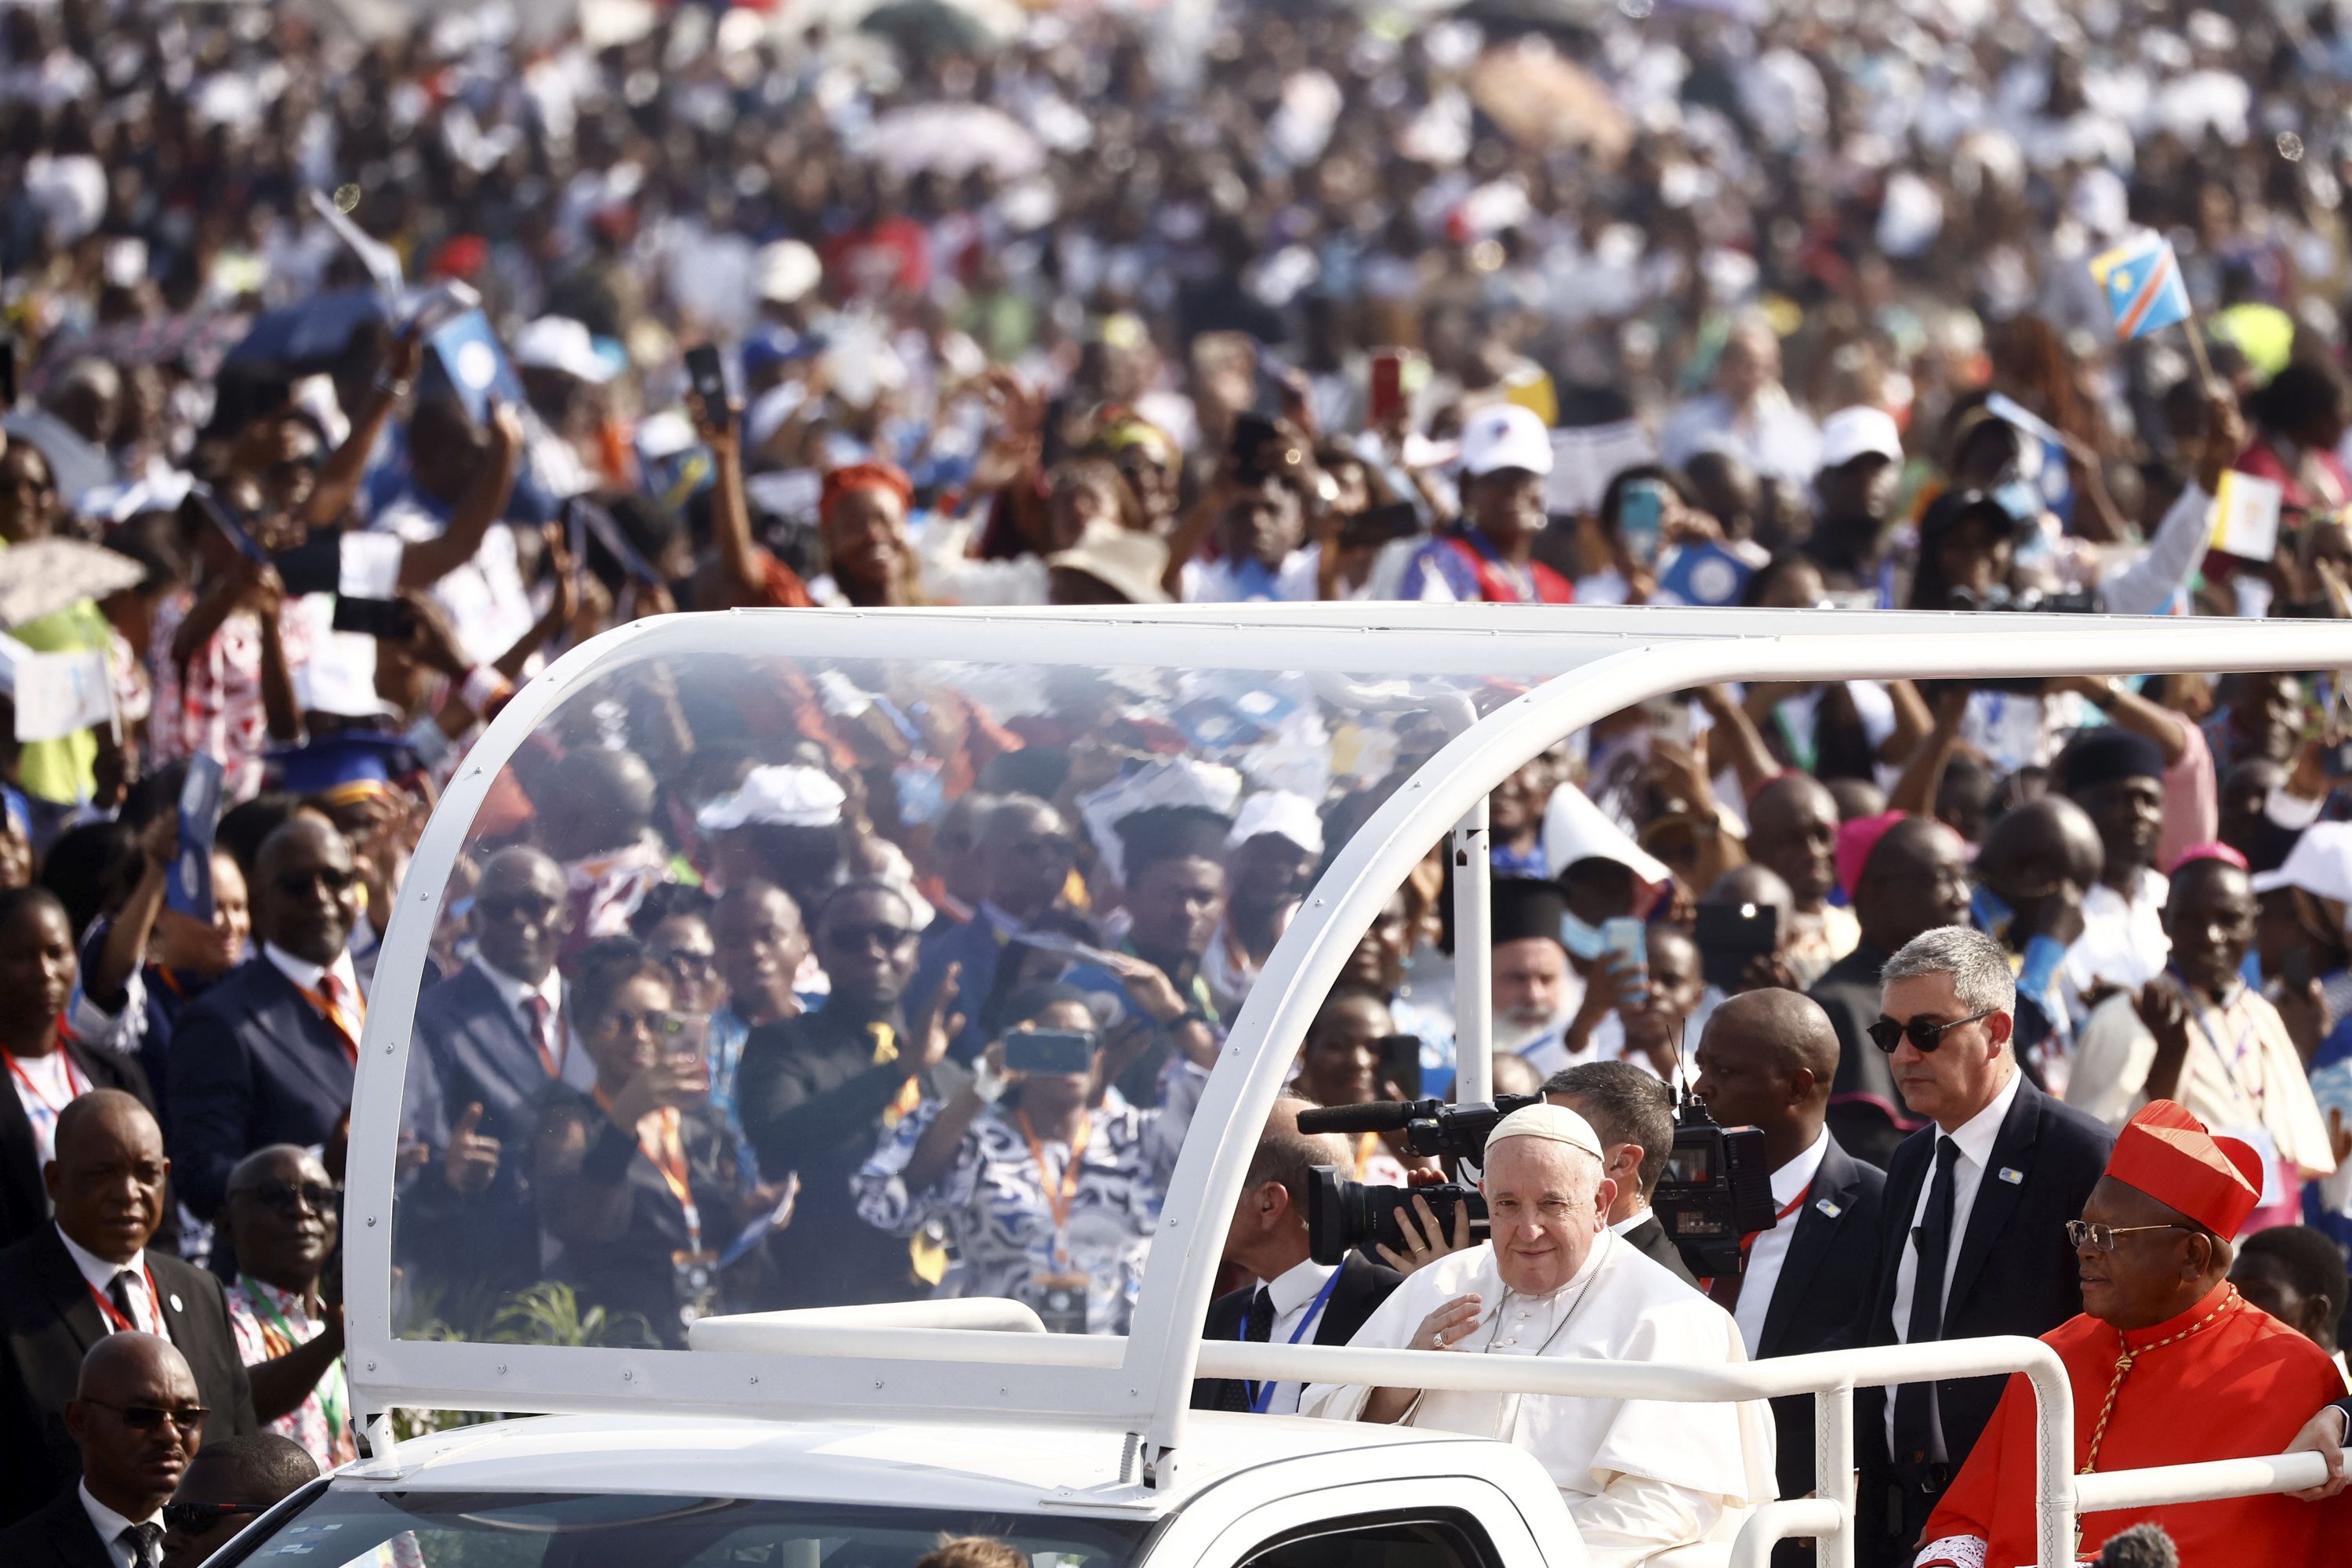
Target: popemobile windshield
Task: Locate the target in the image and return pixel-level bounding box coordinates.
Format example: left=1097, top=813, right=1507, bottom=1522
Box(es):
left=271, top=602, right=2352, bottom=1568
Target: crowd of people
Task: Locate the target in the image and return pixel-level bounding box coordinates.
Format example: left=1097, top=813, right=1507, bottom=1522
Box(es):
left=11, top=0, right=2352, bottom=1563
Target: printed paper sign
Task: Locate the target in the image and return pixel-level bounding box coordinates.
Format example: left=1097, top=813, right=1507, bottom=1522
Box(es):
left=168, top=753, right=225, bottom=920
left=2209, top=469, right=2282, bottom=561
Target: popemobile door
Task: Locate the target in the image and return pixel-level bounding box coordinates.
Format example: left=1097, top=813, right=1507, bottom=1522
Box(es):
left=1163, top=1477, right=1569, bottom=1568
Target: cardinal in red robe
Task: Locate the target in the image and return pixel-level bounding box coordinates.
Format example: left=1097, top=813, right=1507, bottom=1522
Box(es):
left=1915, top=1100, right=2350, bottom=1568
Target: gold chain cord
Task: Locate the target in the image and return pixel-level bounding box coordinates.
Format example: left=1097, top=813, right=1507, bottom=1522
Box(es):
left=2082, top=1287, right=2241, bottom=1475
left=2072, top=1286, right=2241, bottom=1556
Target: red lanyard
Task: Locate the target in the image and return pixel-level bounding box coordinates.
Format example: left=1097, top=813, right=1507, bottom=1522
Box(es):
left=1740, top=1184, right=1813, bottom=1258
left=2, top=1045, right=88, bottom=1115
left=85, top=1263, right=161, bottom=1334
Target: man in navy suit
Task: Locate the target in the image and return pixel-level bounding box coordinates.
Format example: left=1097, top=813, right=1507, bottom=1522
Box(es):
left=400, top=847, right=577, bottom=1295
left=1855, top=927, right=2114, bottom=1568
left=169, top=818, right=365, bottom=1226
left=1690, top=988, right=1887, bottom=1564
left=1192, top=1098, right=1403, bottom=1414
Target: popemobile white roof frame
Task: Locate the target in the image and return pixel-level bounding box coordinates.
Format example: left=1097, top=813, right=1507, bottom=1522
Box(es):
left=341, top=605, right=2352, bottom=1555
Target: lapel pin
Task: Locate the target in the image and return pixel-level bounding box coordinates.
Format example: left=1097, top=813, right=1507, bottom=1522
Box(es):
left=1998, top=1167, right=2024, bottom=1185
left=169, top=1294, right=184, bottom=1312
left=1815, top=1199, right=1842, bottom=1218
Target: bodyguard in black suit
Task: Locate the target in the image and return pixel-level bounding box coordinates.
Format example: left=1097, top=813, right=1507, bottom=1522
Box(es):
left=169, top=819, right=365, bottom=1223
left=1191, top=1098, right=1403, bottom=1414
left=0, top=887, right=174, bottom=1254
left=1856, top=929, right=2113, bottom=1567
left=1690, top=990, right=1889, bottom=1563
left=0, top=1094, right=255, bottom=1526
left=0, top=1333, right=203, bottom=1568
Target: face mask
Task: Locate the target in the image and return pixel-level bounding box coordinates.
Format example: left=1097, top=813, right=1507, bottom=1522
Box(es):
left=1559, top=911, right=1606, bottom=962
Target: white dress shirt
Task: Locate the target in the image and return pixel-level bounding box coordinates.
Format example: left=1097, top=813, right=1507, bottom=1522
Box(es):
left=56, top=1223, right=163, bottom=1337
left=1885, top=1066, right=2024, bottom=1458
left=80, top=1479, right=163, bottom=1568
left=1733, top=1127, right=1831, bottom=1356
left=1250, top=1255, right=1341, bottom=1415
left=2064, top=868, right=2170, bottom=1000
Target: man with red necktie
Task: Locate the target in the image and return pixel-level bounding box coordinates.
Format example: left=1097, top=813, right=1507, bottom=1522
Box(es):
left=169, top=818, right=366, bottom=1229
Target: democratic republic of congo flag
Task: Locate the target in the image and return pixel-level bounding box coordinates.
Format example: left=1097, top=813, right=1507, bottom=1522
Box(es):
left=2090, top=232, right=2193, bottom=342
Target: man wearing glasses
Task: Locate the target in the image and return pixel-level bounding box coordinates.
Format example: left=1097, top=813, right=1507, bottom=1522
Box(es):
left=169, top=818, right=365, bottom=1229
left=0, top=1094, right=253, bottom=1526
left=1855, top=927, right=2114, bottom=1568
left=220, top=1149, right=349, bottom=1471
left=1915, top=1100, right=2347, bottom=1567
left=0, top=1333, right=205, bottom=1568
left=738, top=881, right=960, bottom=1308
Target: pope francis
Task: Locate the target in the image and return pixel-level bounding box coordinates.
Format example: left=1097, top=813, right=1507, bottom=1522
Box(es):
left=1301, top=1102, right=1778, bottom=1566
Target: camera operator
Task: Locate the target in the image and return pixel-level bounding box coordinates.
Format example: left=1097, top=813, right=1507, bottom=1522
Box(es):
left=1689, top=989, right=1886, bottom=1553
left=1302, top=1103, right=1774, bottom=1566
left=1542, top=1062, right=1698, bottom=1288
left=1191, top=1098, right=1403, bottom=1414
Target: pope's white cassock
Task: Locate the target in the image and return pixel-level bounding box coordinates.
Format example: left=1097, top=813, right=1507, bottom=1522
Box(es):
left=1300, top=1232, right=1777, bottom=1567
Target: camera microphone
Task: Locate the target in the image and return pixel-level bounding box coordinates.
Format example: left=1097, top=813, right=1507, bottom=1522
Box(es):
left=2094, top=1524, right=2176, bottom=1568
left=1296, top=1100, right=1430, bottom=1136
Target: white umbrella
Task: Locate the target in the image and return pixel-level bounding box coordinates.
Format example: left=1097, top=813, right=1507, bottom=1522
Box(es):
left=0, top=539, right=145, bottom=630
left=871, top=103, right=1046, bottom=180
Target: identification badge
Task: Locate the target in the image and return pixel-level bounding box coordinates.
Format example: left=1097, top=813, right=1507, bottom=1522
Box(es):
left=671, top=1250, right=722, bottom=1330
left=1814, top=1199, right=1842, bottom=1218
left=1033, top=1270, right=1089, bottom=1335
left=1998, top=1167, right=2024, bottom=1185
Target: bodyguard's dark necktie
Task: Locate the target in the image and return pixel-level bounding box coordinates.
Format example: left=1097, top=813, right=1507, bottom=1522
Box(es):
left=1893, top=1136, right=1962, bottom=1465
left=1246, top=1287, right=1276, bottom=1343
left=120, top=1522, right=162, bottom=1568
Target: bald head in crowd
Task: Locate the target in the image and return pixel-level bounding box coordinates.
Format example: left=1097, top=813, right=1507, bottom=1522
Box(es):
left=161, top=1433, right=319, bottom=1568
left=1975, top=796, right=2103, bottom=946
left=69, top=1333, right=201, bottom=1528
left=1746, top=775, right=1840, bottom=915
left=1690, top=989, right=1842, bottom=1171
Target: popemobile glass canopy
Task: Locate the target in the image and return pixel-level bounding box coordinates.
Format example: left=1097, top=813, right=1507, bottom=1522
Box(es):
left=344, top=604, right=2352, bottom=1460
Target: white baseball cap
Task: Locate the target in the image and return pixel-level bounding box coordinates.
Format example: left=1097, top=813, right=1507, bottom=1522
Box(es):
left=1459, top=402, right=1555, bottom=479
left=1817, top=405, right=1904, bottom=472
left=2252, top=822, right=2352, bottom=906
left=513, top=316, right=621, bottom=384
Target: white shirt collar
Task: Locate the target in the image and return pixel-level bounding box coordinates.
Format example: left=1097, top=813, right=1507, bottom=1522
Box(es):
left=56, top=1221, right=145, bottom=1298
left=1773, top=1127, right=1834, bottom=1206
left=79, top=1479, right=158, bottom=1555
left=1264, top=1254, right=1338, bottom=1318
left=470, top=952, right=560, bottom=1011
left=1608, top=1209, right=1651, bottom=1236
left=1943, top=1062, right=2024, bottom=1167
left=264, top=941, right=359, bottom=999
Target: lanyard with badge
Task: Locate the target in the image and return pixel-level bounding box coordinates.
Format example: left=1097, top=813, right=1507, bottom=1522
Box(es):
left=596, top=1088, right=720, bottom=1330
left=1241, top=1268, right=1345, bottom=1414
left=241, top=1279, right=347, bottom=1449
left=1022, top=1110, right=1094, bottom=1334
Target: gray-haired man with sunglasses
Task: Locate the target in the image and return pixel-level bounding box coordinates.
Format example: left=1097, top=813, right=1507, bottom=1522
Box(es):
left=1853, top=926, right=2115, bottom=1568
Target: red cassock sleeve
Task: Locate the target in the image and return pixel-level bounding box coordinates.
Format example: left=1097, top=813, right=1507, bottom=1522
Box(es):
left=1916, top=1370, right=2027, bottom=1559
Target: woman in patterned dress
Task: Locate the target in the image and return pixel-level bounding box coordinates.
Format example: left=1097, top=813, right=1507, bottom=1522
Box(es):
left=854, top=985, right=1186, bottom=1333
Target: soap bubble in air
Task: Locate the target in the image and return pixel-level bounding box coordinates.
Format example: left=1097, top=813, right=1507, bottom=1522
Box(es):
left=332, top=184, right=363, bottom=212
left=2278, top=132, right=2306, bottom=163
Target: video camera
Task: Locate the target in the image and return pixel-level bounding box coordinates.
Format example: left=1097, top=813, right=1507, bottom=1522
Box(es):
left=1294, top=1087, right=1779, bottom=1279
left=1652, top=1091, right=1778, bottom=1279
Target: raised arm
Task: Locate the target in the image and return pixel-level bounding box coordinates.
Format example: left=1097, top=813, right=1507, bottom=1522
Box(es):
left=302, top=327, right=421, bottom=529
left=396, top=403, right=523, bottom=592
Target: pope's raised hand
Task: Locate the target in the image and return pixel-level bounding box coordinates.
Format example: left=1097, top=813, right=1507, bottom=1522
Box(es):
left=1409, top=1294, right=1484, bottom=1352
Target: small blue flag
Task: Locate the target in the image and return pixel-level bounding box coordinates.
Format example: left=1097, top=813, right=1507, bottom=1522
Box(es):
left=2090, top=234, right=2192, bottom=342
left=424, top=309, right=525, bottom=426
left=1653, top=542, right=1756, bottom=607
left=166, top=753, right=225, bottom=921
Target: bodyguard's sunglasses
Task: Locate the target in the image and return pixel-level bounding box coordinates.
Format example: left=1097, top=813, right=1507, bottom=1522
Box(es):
left=85, top=1399, right=207, bottom=1434
left=1866, top=1009, right=1995, bottom=1054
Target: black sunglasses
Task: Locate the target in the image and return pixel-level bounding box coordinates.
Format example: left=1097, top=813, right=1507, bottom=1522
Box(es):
left=1867, top=1008, right=1996, bottom=1054
left=827, top=923, right=920, bottom=953
left=277, top=866, right=358, bottom=896
left=235, top=1179, right=339, bottom=1216
left=85, top=1399, right=207, bottom=1434
left=163, top=1501, right=265, bottom=1536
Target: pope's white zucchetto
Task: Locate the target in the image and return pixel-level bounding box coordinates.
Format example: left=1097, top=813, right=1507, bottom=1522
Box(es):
left=1484, top=1102, right=1606, bottom=1163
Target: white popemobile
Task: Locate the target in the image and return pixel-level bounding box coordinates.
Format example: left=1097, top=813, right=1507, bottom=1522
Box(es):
left=209, top=604, right=2338, bottom=1568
